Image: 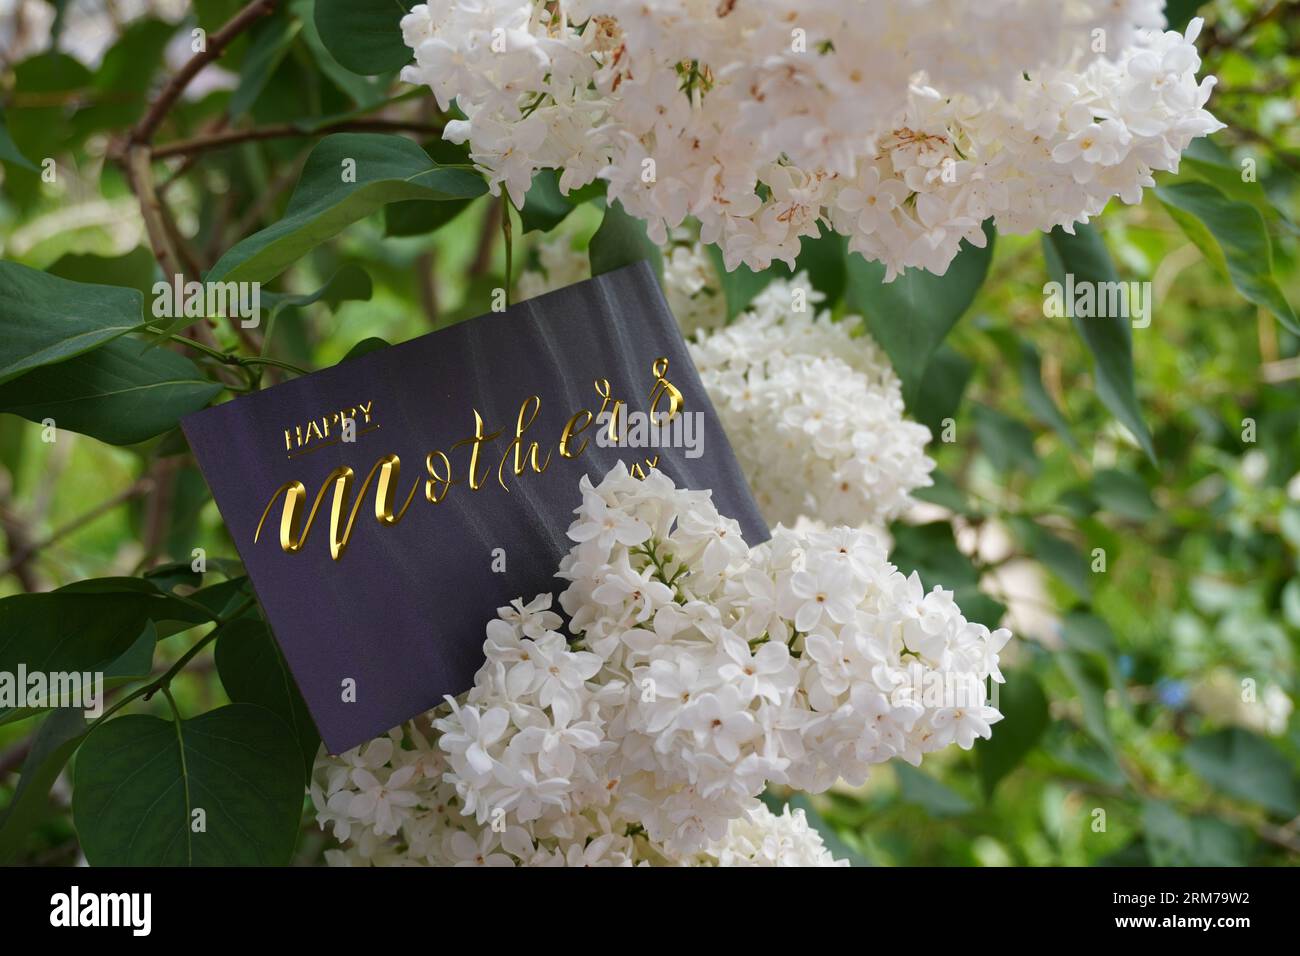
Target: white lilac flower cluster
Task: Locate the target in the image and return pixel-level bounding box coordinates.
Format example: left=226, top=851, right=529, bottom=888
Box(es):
left=312, top=463, right=1009, bottom=865
left=687, top=273, right=935, bottom=527
left=399, top=2, right=1222, bottom=278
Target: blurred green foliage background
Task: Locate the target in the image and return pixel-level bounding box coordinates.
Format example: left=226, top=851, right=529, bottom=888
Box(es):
left=1, top=0, right=1298, bottom=865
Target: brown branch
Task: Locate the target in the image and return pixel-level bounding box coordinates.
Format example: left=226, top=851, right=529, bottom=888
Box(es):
left=470, top=197, right=503, bottom=276
left=151, top=118, right=447, bottom=160
left=125, top=144, right=185, bottom=280
left=130, top=0, right=280, bottom=146
left=0, top=477, right=155, bottom=582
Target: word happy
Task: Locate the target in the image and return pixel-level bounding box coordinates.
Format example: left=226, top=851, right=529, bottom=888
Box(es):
left=1043, top=273, right=1152, bottom=328
left=284, top=400, right=376, bottom=456
left=49, top=887, right=151, bottom=936
left=255, top=358, right=685, bottom=561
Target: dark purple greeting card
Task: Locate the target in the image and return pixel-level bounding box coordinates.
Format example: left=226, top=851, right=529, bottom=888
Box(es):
left=182, top=262, right=767, bottom=755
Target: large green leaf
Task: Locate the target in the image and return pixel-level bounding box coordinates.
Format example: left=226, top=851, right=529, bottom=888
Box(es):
left=296, top=0, right=392, bottom=107
left=909, top=344, right=972, bottom=435
left=0, top=335, right=221, bottom=445
left=229, top=12, right=299, bottom=119
left=894, top=763, right=974, bottom=817
left=0, top=109, right=37, bottom=172
left=1142, top=800, right=1249, bottom=867
left=1058, top=651, right=1115, bottom=754
left=1156, top=181, right=1299, bottom=334
left=1015, top=340, right=1079, bottom=452
left=589, top=200, right=663, bottom=279
left=972, top=404, right=1039, bottom=476
left=207, top=134, right=486, bottom=284
left=976, top=670, right=1049, bottom=798
left=73, top=704, right=305, bottom=865
left=46, top=247, right=158, bottom=297
left=216, top=619, right=320, bottom=780
left=315, top=0, right=416, bottom=76
left=1091, top=468, right=1156, bottom=521
left=1185, top=729, right=1298, bottom=817
left=0, top=261, right=144, bottom=385
left=0, top=708, right=88, bottom=863
left=0, top=587, right=186, bottom=724
left=845, top=221, right=994, bottom=407
left=519, top=170, right=576, bottom=234
left=1164, top=0, right=1208, bottom=31
left=1009, top=517, right=1090, bottom=599
left=1042, top=224, right=1155, bottom=462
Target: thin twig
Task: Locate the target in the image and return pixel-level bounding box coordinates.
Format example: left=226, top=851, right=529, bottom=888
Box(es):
left=130, top=0, right=280, bottom=146
left=151, top=118, right=447, bottom=160
left=0, top=477, right=155, bottom=581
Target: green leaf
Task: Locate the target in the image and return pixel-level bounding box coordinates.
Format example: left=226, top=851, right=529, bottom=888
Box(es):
left=295, top=0, right=392, bottom=106
left=229, top=13, right=299, bottom=120
left=1142, top=800, right=1249, bottom=867
left=1016, top=341, right=1079, bottom=452
left=73, top=703, right=305, bottom=865
left=792, top=223, right=850, bottom=307
left=1042, top=225, right=1155, bottom=462
left=704, top=244, right=771, bottom=321
left=972, top=404, right=1039, bottom=476
left=589, top=200, right=663, bottom=279
left=1060, top=612, right=1116, bottom=655
left=1180, top=138, right=1283, bottom=221
left=207, top=133, right=486, bottom=284
left=46, top=247, right=158, bottom=297
left=0, top=109, right=37, bottom=172
left=1163, top=0, right=1208, bottom=31
left=384, top=196, right=473, bottom=236
left=1058, top=650, right=1114, bottom=754
left=845, top=221, right=994, bottom=407
left=216, top=619, right=319, bottom=780
left=1010, top=517, right=1091, bottom=599
left=1185, top=729, right=1299, bottom=817
left=314, top=0, right=415, bottom=76
left=894, top=763, right=974, bottom=817
left=519, top=169, right=578, bottom=234
left=0, top=708, right=88, bottom=863
left=261, top=263, right=373, bottom=319
left=342, top=336, right=390, bottom=361
left=1091, top=468, right=1156, bottom=522
left=910, top=344, right=972, bottom=435
left=0, top=261, right=144, bottom=385
left=0, top=590, right=175, bottom=725
left=976, top=670, right=1049, bottom=798
left=1156, top=181, right=1299, bottom=334
left=0, top=335, right=221, bottom=445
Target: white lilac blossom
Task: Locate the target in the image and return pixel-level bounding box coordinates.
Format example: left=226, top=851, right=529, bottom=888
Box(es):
left=687, top=273, right=935, bottom=527
left=399, top=2, right=1222, bottom=278
left=313, top=462, right=1009, bottom=865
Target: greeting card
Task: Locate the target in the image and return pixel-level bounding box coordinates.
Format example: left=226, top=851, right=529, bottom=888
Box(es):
left=181, top=262, right=767, bottom=754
